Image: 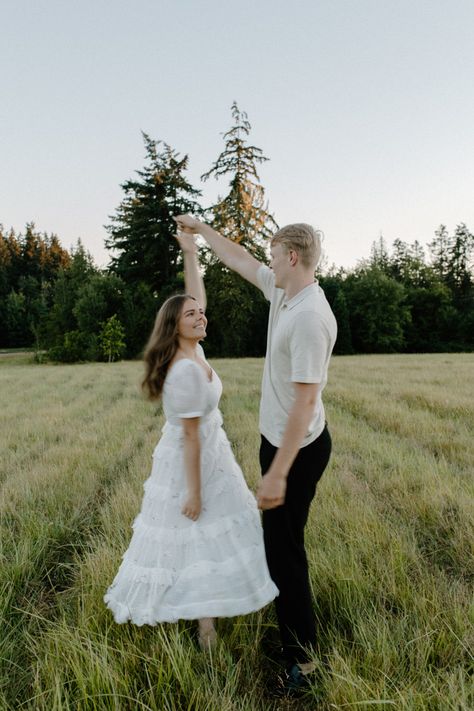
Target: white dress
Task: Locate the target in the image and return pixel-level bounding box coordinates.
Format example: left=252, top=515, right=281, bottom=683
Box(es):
left=104, top=349, right=278, bottom=624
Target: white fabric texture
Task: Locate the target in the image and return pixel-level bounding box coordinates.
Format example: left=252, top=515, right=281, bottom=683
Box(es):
left=104, top=354, right=278, bottom=624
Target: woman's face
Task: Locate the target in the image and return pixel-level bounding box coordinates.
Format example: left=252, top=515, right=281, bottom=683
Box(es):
left=177, top=298, right=207, bottom=342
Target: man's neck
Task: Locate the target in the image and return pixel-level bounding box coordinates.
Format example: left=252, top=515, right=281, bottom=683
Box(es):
left=284, top=274, right=315, bottom=301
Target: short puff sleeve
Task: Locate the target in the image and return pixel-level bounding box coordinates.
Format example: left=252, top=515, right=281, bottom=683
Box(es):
left=169, top=361, right=206, bottom=418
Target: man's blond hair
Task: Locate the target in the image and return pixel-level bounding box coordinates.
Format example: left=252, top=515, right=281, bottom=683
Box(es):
left=271, top=223, right=322, bottom=268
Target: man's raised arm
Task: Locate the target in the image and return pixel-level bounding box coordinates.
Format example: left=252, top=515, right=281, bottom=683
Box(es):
left=174, top=215, right=262, bottom=288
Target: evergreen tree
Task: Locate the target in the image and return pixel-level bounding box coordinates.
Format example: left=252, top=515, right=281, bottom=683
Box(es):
left=201, top=103, right=275, bottom=356
left=404, top=280, right=456, bottom=352
left=0, top=227, right=11, bottom=305
left=2, top=228, right=22, bottom=293
left=201, top=102, right=277, bottom=260
left=105, top=133, right=202, bottom=298
left=447, top=223, right=474, bottom=347
left=0, top=224, right=71, bottom=348
left=120, top=281, right=158, bottom=358
left=203, top=264, right=268, bottom=357
left=4, top=291, right=29, bottom=346
left=429, top=225, right=451, bottom=281
left=428, top=224, right=473, bottom=347
left=332, top=289, right=353, bottom=354
left=345, top=266, right=410, bottom=353
left=446, top=223, right=473, bottom=301
left=389, top=239, right=429, bottom=286
left=22, top=222, right=43, bottom=280
left=45, top=241, right=97, bottom=350
left=369, top=234, right=391, bottom=273
left=42, top=234, right=71, bottom=281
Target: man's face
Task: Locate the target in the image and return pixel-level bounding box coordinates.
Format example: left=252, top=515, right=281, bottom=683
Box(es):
left=270, top=242, right=293, bottom=289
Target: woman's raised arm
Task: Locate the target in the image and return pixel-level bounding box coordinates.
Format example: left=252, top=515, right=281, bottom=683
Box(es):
left=175, top=231, right=206, bottom=311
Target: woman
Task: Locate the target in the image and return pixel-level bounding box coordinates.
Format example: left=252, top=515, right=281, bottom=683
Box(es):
left=104, top=232, right=278, bottom=649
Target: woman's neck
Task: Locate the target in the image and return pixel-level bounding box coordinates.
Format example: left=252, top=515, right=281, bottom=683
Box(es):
left=176, top=339, right=200, bottom=360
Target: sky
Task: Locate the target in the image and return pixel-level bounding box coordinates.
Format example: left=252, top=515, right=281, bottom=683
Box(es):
left=2, top=0, right=474, bottom=270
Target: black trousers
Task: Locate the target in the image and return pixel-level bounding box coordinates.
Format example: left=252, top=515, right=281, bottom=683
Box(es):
left=259, top=425, right=332, bottom=666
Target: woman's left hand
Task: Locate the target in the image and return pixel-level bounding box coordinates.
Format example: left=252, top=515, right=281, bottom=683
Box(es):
left=175, top=231, right=198, bottom=254
left=182, top=492, right=202, bottom=521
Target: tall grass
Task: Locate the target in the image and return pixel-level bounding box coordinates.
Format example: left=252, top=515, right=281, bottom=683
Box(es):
left=1, top=354, right=473, bottom=710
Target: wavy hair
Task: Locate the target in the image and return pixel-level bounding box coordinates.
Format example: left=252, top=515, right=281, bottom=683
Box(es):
left=142, top=294, right=196, bottom=401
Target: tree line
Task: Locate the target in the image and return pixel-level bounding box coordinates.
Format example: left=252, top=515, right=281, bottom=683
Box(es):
left=1, top=103, right=473, bottom=361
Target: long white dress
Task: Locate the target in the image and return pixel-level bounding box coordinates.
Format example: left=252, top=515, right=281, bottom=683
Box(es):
left=104, top=349, right=278, bottom=624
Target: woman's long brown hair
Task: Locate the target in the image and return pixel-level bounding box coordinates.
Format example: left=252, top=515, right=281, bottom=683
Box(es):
left=142, top=294, right=196, bottom=401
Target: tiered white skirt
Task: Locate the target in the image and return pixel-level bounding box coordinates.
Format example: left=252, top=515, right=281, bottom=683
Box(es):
left=104, top=410, right=278, bottom=624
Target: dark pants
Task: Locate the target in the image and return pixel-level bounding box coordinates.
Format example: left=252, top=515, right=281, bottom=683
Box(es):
left=259, top=425, right=332, bottom=666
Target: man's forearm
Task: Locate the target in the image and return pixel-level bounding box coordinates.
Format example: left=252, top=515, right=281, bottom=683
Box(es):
left=198, top=223, right=248, bottom=271
left=174, top=214, right=262, bottom=285
left=196, top=223, right=262, bottom=285
left=266, top=401, right=315, bottom=480
left=256, top=393, right=317, bottom=509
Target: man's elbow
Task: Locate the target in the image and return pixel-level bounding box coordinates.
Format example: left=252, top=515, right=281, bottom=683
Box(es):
left=302, top=395, right=317, bottom=410
left=294, top=383, right=319, bottom=409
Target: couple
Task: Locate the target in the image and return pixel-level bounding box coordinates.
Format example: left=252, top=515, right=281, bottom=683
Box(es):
left=104, top=216, right=337, bottom=693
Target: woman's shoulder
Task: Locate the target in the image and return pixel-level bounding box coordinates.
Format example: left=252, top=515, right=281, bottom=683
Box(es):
left=165, top=358, right=206, bottom=388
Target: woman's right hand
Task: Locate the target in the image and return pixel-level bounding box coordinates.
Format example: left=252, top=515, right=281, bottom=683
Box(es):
left=174, top=214, right=202, bottom=234
left=181, top=492, right=202, bottom=521
left=175, top=231, right=198, bottom=254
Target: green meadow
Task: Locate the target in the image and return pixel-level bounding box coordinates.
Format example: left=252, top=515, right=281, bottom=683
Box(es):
left=1, top=353, right=473, bottom=710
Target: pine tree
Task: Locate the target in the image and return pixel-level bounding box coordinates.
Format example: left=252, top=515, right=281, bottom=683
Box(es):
left=369, top=235, right=390, bottom=273
left=429, top=225, right=451, bottom=280
left=447, top=223, right=473, bottom=296
left=390, top=239, right=429, bottom=287
left=332, top=289, right=353, bottom=354
left=46, top=241, right=97, bottom=348
left=200, top=103, right=276, bottom=356
left=22, top=222, right=42, bottom=280
left=0, top=226, right=11, bottom=302
left=105, top=133, right=202, bottom=298
left=201, top=102, right=277, bottom=260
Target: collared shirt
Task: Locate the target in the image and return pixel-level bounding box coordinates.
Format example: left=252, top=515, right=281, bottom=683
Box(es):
left=256, top=265, right=337, bottom=448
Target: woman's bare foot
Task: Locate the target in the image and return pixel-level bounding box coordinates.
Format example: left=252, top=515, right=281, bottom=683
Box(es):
left=198, top=617, right=217, bottom=650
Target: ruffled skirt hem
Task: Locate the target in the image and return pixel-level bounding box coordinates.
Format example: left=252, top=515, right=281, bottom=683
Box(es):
left=104, top=577, right=278, bottom=625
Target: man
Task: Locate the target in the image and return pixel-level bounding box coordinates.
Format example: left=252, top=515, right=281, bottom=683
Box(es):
left=174, top=215, right=337, bottom=692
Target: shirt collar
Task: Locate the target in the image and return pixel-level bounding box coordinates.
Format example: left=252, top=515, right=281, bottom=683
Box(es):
left=282, top=281, right=318, bottom=310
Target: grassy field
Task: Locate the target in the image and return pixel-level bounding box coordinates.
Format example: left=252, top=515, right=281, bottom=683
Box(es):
left=1, top=353, right=473, bottom=710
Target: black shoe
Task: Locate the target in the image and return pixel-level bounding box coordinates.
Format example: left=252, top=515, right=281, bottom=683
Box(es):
left=282, top=663, right=325, bottom=699
left=285, top=664, right=311, bottom=695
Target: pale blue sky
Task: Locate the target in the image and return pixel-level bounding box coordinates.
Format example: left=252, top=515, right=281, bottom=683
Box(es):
left=2, top=0, right=473, bottom=269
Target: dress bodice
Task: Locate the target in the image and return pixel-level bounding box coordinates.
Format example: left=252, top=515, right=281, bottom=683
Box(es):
left=162, top=355, right=222, bottom=426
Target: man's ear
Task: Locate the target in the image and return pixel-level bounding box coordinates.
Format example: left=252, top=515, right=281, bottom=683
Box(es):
left=289, top=249, right=298, bottom=266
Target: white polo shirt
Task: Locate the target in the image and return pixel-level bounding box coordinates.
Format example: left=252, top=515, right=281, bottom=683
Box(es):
left=256, top=265, right=337, bottom=448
